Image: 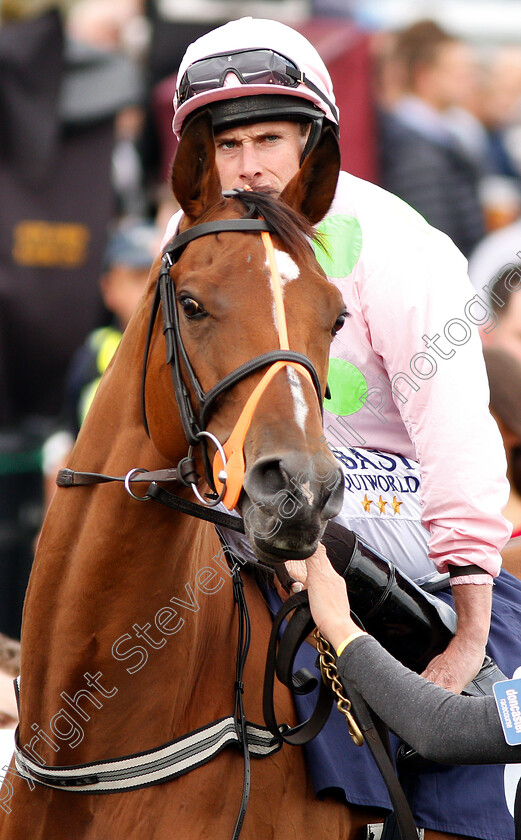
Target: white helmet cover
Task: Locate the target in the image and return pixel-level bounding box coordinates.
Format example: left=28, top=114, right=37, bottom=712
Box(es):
left=173, top=17, right=338, bottom=138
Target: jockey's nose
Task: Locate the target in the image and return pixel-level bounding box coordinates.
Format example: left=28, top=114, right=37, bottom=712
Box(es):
left=239, top=143, right=262, bottom=183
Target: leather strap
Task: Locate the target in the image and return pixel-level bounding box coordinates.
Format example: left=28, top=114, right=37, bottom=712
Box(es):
left=263, top=592, right=419, bottom=840
left=263, top=592, right=333, bottom=745
left=231, top=563, right=251, bottom=839
left=163, top=219, right=273, bottom=254
left=200, top=349, right=323, bottom=430
left=56, top=461, right=199, bottom=488
left=146, top=483, right=245, bottom=532
left=448, top=564, right=488, bottom=578
left=56, top=470, right=247, bottom=532
left=339, top=680, right=419, bottom=840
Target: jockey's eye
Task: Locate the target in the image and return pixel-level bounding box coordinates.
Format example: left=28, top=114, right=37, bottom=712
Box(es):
left=178, top=295, right=207, bottom=319
left=332, top=310, right=348, bottom=336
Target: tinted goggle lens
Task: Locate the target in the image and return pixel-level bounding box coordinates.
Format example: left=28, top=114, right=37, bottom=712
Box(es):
left=177, top=50, right=301, bottom=103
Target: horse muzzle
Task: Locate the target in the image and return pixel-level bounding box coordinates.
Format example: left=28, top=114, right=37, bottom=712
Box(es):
left=240, top=452, right=344, bottom=564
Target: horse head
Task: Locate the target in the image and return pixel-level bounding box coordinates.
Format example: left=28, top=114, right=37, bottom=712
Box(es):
left=145, top=111, right=346, bottom=565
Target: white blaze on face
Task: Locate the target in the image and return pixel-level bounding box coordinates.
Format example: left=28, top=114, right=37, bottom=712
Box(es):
left=265, top=249, right=301, bottom=334
left=286, top=366, right=309, bottom=433
left=264, top=248, right=308, bottom=432
left=272, top=249, right=300, bottom=285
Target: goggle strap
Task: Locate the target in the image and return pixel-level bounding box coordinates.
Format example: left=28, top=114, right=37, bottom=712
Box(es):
left=285, top=67, right=339, bottom=124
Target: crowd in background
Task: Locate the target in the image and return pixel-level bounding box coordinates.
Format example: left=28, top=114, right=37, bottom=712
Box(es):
left=1, top=0, right=521, bottom=722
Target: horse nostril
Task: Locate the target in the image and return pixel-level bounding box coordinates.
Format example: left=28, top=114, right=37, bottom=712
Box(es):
left=246, top=458, right=287, bottom=500
left=322, top=468, right=344, bottom=519
left=244, top=455, right=344, bottom=518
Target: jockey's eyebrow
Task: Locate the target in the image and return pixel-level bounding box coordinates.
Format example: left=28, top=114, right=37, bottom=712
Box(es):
left=215, top=128, right=286, bottom=145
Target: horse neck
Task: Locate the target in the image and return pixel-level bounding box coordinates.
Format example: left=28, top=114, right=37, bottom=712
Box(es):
left=19, top=294, right=240, bottom=763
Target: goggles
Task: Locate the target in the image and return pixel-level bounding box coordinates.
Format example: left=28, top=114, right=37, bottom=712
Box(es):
left=176, top=48, right=338, bottom=123
left=177, top=49, right=303, bottom=103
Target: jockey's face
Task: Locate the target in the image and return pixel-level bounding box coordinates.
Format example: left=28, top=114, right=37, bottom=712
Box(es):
left=214, top=120, right=308, bottom=194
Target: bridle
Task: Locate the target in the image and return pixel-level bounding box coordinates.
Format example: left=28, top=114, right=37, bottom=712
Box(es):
left=58, top=191, right=327, bottom=524
left=141, top=192, right=326, bottom=510
left=20, top=192, right=344, bottom=839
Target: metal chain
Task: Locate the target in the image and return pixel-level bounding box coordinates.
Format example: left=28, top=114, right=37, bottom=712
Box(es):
left=313, top=629, right=364, bottom=746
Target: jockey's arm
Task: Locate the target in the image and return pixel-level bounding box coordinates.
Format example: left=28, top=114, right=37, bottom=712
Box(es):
left=287, top=546, right=495, bottom=696
left=421, top=582, right=492, bottom=694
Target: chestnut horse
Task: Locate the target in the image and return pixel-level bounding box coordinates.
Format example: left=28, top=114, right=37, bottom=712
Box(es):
left=0, top=113, right=384, bottom=839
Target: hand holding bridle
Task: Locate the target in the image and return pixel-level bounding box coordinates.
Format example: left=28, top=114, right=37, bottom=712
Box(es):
left=284, top=545, right=361, bottom=652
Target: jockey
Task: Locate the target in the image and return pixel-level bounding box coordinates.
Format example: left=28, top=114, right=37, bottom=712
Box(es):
left=163, top=17, right=520, bottom=839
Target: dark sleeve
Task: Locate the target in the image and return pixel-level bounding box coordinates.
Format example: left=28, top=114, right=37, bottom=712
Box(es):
left=338, top=635, right=519, bottom=765
left=378, top=112, right=485, bottom=256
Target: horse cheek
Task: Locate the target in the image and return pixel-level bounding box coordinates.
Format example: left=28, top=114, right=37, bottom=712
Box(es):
left=144, top=361, right=186, bottom=464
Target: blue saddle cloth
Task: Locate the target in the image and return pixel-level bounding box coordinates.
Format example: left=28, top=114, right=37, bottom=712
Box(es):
left=265, top=569, right=521, bottom=839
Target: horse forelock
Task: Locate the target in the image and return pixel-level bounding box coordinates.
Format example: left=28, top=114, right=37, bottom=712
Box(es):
left=191, top=190, right=316, bottom=265
left=236, top=190, right=315, bottom=262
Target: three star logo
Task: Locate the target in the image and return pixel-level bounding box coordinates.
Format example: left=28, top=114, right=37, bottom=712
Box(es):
left=360, top=495, right=403, bottom=515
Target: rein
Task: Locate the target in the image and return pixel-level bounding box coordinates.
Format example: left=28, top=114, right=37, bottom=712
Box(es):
left=262, top=592, right=419, bottom=840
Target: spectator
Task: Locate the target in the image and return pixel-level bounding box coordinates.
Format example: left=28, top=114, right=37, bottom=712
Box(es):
left=0, top=4, right=147, bottom=639
left=469, top=45, right=521, bottom=232
left=66, top=0, right=145, bottom=53
left=468, top=214, right=521, bottom=297
left=477, top=46, right=521, bottom=182
left=0, top=634, right=19, bottom=727
left=65, top=0, right=151, bottom=219
left=379, top=19, right=486, bottom=256
left=42, top=220, right=158, bottom=507
left=483, top=347, right=521, bottom=537
left=477, top=263, right=521, bottom=366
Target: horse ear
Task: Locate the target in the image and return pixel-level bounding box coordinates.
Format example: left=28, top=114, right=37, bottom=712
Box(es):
left=170, top=110, right=223, bottom=222
left=280, top=127, right=340, bottom=225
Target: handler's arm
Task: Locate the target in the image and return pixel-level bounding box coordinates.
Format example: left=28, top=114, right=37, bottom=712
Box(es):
left=339, top=634, right=517, bottom=766
left=297, top=547, right=517, bottom=766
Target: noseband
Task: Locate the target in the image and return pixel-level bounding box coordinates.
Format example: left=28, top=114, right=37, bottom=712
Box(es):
left=141, top=193, right=325, bottom=510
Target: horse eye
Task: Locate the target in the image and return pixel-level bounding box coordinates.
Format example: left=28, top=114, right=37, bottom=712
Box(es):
left=179, top=296, right=206, bottom=319
left=332, top=310, right=348, bottom=336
